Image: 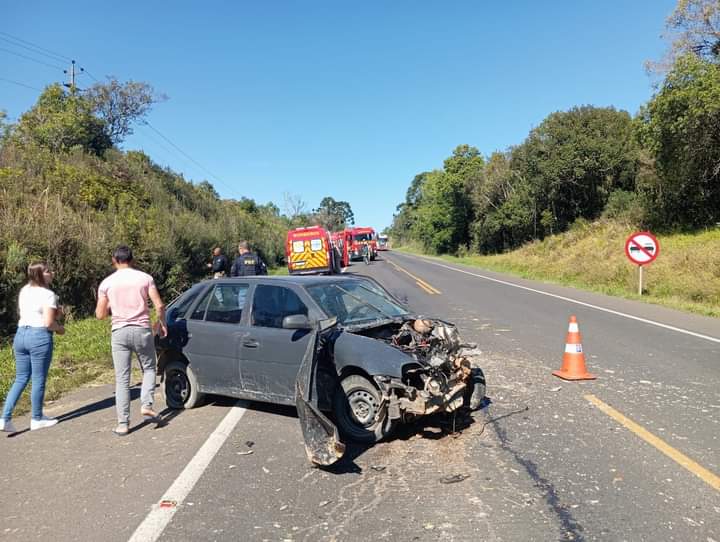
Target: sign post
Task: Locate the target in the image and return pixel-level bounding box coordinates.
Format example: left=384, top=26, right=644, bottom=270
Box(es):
left=624, top=231, right=659, bottom=296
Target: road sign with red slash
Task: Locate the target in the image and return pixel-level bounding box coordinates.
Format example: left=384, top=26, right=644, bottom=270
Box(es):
left=625, top=231, right=659, bottom=295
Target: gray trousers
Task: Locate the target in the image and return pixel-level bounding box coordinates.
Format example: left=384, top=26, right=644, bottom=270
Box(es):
left=111, top=326, right=156, bottom=425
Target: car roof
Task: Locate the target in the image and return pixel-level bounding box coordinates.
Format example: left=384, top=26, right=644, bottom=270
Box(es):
left=210, top=274, right=373, bottom=287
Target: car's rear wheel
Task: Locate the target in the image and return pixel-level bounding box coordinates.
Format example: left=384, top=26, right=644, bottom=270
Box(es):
left=163, top=361, right=204, bottom=409
left=333, top=374, right=395, bottom=443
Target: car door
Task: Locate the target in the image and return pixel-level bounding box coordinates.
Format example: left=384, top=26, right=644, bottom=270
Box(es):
left=240, top=283, right=314, bottom=402
left=184, top=282, right=250, bottom=396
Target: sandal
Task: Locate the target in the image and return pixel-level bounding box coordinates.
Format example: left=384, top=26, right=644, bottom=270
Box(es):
left=112, top=424, right=129, bottom=436
left=141, top=408, right=159, bottom=420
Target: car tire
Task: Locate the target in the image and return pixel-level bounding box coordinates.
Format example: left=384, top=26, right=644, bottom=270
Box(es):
left=163, top=361, right=204, bottom=409
left=463, top=367, right=486, bottom=410
left=333, top=374, right=395, bottom=444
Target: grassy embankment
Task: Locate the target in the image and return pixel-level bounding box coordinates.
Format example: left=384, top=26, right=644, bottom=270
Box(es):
left=397, top=220, right=720, bottom=318
left=0, top=267, right=289, bottom=415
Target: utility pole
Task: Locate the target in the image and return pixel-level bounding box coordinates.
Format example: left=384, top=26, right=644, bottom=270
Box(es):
left=63, top=60, right=84, bottom=94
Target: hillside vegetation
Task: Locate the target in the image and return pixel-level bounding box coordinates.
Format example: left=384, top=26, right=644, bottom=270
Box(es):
left=401, top=220, right=720, bottom=318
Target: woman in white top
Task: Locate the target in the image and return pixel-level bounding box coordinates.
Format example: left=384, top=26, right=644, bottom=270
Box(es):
left=0, top=262, right=65, bottom=433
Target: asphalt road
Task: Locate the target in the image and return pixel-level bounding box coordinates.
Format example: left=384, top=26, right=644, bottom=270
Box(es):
left=2, top=252, right=718, bottom=541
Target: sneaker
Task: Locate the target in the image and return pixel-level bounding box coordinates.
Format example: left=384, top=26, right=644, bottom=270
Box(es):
left=0, top=419, right=17, bottom=433
left=30, top=416, right=58, bottom=431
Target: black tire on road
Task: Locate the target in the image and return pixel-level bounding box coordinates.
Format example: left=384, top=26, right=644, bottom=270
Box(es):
left=333, top=374, right=395, bottom=443
left=463, top=367, right=486, bottom=410
left=163, top=360, right=205, bottom=409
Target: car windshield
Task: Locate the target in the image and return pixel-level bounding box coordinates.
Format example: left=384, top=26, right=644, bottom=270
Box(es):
left=307, top=279, right=408, bottom=325
left=353, top=233, right=373, bottom=242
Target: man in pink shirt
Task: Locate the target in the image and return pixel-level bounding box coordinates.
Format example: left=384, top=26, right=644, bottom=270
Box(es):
left=95, top=245, right=167, bottom=435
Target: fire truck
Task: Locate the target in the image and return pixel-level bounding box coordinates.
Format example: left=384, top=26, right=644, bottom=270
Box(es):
left=330, top=230, right=351, bottom=268
left=345, top=226, right=377, bottom=261
left=286, top=226, right=339, bottom=274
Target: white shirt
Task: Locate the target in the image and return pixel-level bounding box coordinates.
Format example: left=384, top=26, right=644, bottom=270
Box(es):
left=18, top=284, right=57, bottom=328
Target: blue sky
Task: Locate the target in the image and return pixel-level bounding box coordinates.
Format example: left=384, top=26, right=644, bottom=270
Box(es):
left=2, top=1, right=675, bottom=231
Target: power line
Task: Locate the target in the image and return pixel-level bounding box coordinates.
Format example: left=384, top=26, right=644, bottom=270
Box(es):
left=141, top=120, right=238, bottom=196
left=0, top=76, right=42, bottom=91
left=81, top=68, right=101, bottom=83
left=0, top=35, right=69, bottom=64
left=0, top=31, right=71, bottom=62
left=0, top=46, right=64, bottom=71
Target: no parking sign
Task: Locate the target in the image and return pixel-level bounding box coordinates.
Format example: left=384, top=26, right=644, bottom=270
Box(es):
left=625, top=231, right=660, bottom=295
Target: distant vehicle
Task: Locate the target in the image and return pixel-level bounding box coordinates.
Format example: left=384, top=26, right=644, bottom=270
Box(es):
left=286, top=226, right=338, bottom=275
left=377, top=234, right=389, bottom=251
left=156, top=275, right=485, bottom=448
left=346, top=226, right=377, bottom=261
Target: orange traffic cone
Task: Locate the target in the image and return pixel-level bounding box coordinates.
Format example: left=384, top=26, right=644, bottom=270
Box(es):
left=552, top=315, right=596, bottom=381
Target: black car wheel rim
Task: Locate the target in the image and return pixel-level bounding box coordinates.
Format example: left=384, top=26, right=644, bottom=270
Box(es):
left=167, top=369, right=189, bottom=404
left=347, top=389, right=379, bottom=427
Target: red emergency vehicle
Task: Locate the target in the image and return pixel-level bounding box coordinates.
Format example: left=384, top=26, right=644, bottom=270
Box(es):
left=345, top=226, right=377, bottom=261
left=330, top=231, right=351, bottom=268
left=286, top=226, right=337, bottom=274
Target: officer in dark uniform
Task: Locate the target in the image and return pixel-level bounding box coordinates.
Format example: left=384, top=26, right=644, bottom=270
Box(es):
left=207, top=246, right=228, bottom=278
left=230, top=241, right=268, bottom=276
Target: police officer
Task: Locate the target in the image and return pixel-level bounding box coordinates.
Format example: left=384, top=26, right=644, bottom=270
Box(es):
left=230, top=241, right=268, bottom=276
left=207, top=246, right=228, bottom=278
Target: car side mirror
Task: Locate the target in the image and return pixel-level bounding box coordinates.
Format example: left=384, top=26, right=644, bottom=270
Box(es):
left=282, top=314, right=312, bottom=329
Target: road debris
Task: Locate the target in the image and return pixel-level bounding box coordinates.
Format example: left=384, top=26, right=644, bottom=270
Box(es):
left=439, top=473, right=470, bottom=484
left=262, top=467, right=270, bottom=474
left=371, top=465, right=386, bottom=472
left=318, top=500, right=332, bottom=507
left=237, top=450, right=254, bottom=456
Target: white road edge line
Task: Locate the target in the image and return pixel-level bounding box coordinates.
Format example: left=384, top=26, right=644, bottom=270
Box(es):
left=397, top=253, right=720, bottom=344
left=128, top=402, right=248, bottom=542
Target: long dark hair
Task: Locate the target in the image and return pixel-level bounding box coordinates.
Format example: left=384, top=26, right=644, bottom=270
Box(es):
left=27, top=262, right=50, bottom=288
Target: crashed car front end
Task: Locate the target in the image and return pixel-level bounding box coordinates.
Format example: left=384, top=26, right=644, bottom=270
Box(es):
left=356, top=317, right=479, bottom=422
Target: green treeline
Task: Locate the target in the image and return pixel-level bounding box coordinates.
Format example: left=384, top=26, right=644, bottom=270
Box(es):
left=0, top=83, right=291, bottom=337
left=391, top=4, right=720, bottom=254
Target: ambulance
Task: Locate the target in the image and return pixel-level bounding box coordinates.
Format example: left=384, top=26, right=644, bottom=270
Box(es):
left=286, top=226, right=337, bottom=275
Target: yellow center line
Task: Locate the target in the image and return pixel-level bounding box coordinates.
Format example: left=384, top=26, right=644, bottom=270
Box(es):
left=387, top=259, right=442, bottom=295
left=415, top=281, right=435, bottom=294
left=585, top=394, right=720, bottom=492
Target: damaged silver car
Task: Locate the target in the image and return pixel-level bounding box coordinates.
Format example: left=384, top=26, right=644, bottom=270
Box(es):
left=156, top=275, right=485, bottom=465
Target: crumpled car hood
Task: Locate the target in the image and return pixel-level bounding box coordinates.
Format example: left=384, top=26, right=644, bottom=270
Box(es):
left=332, top=331, right=416, bottom=379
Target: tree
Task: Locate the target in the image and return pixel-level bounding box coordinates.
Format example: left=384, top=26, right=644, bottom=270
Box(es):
left=313, top=196, right=354, bottom=231
left=511, top=106, right=638, bottom=234
left=412, top=170, right=468, bottom=253
left=635, top=53, right=720, bottom=228
left=86, top=78, right=165, bottom=144
left=14, top=84, right=112, bottom=155
left=282, top=192, right=308, bottom=218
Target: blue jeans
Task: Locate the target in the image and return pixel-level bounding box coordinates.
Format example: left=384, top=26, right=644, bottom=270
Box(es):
left=2, top=326, right=54, bottom=421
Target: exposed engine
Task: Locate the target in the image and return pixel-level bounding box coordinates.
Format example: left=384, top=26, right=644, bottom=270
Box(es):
left=358, top=318, right=477, bottom=419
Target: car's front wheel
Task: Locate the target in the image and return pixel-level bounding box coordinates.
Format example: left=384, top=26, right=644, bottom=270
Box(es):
left=333, top=374, right=395, bottom=443
left=163, top=361, right=205, bottom=409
